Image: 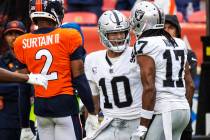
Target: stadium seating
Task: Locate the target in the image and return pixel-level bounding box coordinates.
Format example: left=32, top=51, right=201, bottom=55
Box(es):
left=102, top=0, right=117, bottom=11
left=63, top=12, right=98, bottom=26
left=120, top=10, right=130, bottom=18
left=188, top=10, right=206, bottom=23
left=81, top=27, right=104, bottom=53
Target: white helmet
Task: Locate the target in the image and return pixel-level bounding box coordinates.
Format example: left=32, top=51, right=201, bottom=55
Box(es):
left=130, top=1, right=165, bottom=37
left=98, top=10, right=130, bottom=52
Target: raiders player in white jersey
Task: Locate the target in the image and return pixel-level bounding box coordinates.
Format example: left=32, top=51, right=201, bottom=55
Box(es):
left=130, top=1, right=194, bottom=140
left=84, top=10, right=143, bottom=140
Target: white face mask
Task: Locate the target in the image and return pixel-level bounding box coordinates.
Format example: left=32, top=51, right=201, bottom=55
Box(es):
left=101, top=31, right=130, bottom=53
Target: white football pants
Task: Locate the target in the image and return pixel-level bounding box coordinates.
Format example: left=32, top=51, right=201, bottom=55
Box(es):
left=95, top=118, right=140, bottom=140
left=145, top=109, right=190, bottom=140
left=37, top=115, right=82, bottom=140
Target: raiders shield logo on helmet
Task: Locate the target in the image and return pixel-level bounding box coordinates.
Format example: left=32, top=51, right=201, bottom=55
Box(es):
left=135, top=10, right=145, bottom=21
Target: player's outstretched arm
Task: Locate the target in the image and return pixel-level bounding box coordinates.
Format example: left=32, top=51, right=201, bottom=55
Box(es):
left=0, top=68, right=29, bottom=83
left=0, top=68, right=48, bottom=89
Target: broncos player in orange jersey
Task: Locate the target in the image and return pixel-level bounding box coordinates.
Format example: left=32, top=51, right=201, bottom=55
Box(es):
left=13, top=0, right=95, bottom=140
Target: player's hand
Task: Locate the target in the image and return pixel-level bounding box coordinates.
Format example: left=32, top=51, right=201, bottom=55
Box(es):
left=85, top=114, right=99, bottom=137
left=27, top=73, right=48, bottom=89
left=20, top=128, right=36, bottom=140
left=130, top=125, right=147, bottom=140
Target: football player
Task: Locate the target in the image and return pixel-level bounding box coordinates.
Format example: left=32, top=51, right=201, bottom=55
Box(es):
left=164, top=14, right=197, bottom=140
left=130, top=1, right=194, bottom=140
left=13, top=0, right=95, bottom=140
left=84, top=10, right=142, bottom=140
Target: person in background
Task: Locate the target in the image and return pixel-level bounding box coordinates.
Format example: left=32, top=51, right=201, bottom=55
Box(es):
left=0, top=20, right=44, bottom=140
left=192, top=0, right=200, bottom=12
left=164, top=14, right=197, bottom=140
left=175, top=0, right=190, bottom=21
left=115, top=0, right=136, bottom=10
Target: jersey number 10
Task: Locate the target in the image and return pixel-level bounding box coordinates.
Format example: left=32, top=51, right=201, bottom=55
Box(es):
left=99, top=76, right=133, bottom=109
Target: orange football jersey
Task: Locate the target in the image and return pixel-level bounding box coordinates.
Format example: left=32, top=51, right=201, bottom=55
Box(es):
left=14, top=28, right=82, bottom=98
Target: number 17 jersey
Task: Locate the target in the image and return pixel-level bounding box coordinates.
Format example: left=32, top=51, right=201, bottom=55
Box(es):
left=133, top=36, right=190, bottom=113
left=14, top=28, right=82, bottom=98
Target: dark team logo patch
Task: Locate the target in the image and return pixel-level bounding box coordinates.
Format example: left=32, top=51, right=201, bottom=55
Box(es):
left=135, top=10, right=145, bottom=21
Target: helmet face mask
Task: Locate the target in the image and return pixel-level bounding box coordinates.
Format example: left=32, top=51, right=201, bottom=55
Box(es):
left=130, top=1, right=165, bottom=37
left=30, top=0, right=64, bottom=26
left=107, top=32, right=127, bottom=47
left=98, top=10, right=130, bottom=53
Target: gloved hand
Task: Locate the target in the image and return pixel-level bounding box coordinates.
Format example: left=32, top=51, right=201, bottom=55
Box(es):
left=20, top=128, right=36, bottom=140
left=85, top=114, right=99, bottom=137
left=130, top=125, right=148, bottom=140
left=26, top=73, right=48, bottom=89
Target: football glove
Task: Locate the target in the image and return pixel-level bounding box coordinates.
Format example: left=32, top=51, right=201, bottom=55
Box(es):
left=130, top=125, right=148, bottom=140
left=26, top=73, right=48, bottom=89
left=85, top=114, right=99, bottom=137
left=20, top=128, right=36, bottom=140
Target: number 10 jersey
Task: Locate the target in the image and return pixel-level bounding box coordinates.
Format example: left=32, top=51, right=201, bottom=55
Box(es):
left=85, top=47, right=142, bottom=120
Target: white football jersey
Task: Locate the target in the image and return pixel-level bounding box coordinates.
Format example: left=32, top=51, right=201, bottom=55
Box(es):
left=133, top=36, right=190, bottom=113
left=85, top=47, right=142, bottom=120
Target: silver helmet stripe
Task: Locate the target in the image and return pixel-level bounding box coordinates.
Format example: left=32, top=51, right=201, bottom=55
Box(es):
left=153, top=4, right=162, bottom=24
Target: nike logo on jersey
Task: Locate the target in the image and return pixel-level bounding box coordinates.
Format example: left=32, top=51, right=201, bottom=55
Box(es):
left=22, top=34, right=60, bottom=49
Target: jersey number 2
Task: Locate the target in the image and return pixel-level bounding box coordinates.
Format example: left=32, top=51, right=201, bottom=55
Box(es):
left=35, top=49, right=58, bottom=81
left=99, top=76, right=133, bottom=108
left=163, top=50, right=185, bottom=87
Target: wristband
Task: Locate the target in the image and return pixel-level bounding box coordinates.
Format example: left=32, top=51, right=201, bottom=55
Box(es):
left=141, top=109, right=154, bottom=119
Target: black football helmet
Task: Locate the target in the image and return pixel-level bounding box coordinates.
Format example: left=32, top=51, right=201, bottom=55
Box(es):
left=30, top=0, right=64, bottom=25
